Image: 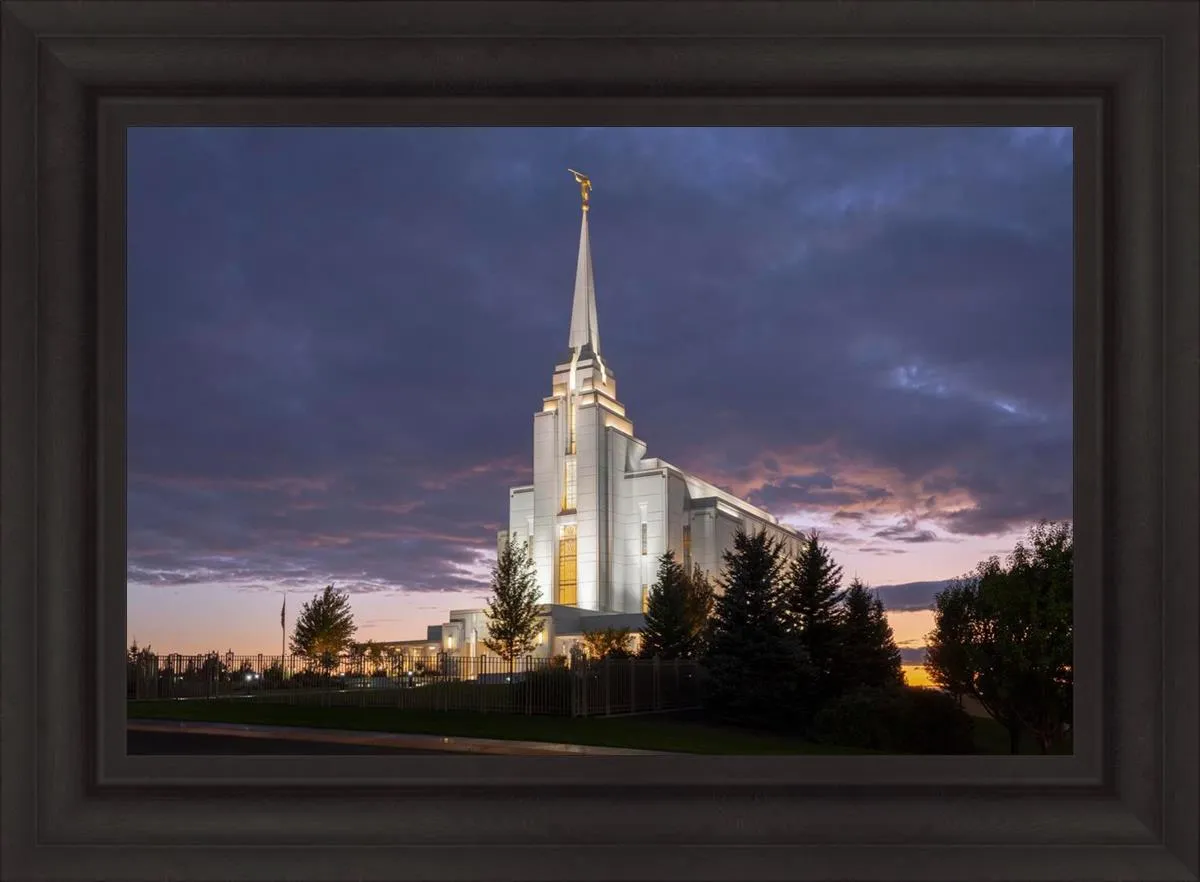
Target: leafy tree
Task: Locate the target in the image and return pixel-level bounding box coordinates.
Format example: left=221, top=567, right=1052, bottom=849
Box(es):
left=926, top=521, right=1073, bottom=754
left=640, top=551, right=713, bottom=659
left=289, top=584, right=357, bottom=672
left=262, top=661, right=286, bottom=687
left=837, top=578, right=903, bottom=692
left=703, top=529, right=813, bottom=729
left=582, top=626, right=635, bottom=660
left=923, top=582, right=976, bottom=707
left=127, top=639, right=156, bottom=668
left=126, top=640, right=159, bottom=698
left=198, top=652, right=228, bottom=693
left=483, top=535, right=543, bottom=668
left=782, top=532, right=847, bottom=701
left=364, top=641, right=387, bottom=675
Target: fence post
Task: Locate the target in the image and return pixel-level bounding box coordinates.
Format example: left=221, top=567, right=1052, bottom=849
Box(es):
left=581, top=659, right=589, bottom=717
left=629, top=659, right=636, bottom=714
left=604, top=658, right=612, bottom=717
left=570, top=660, right=578, bottom=717
left=653, top=656, right=661, bottom=711
left=673, top=657, right=681, bottom=708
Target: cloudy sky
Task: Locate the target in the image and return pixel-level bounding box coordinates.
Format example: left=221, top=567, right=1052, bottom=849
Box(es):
left=127, top=126, right=1073, bottom=659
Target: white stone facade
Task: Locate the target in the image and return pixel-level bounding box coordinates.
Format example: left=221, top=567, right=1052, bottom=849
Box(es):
left=410, top=183, right=804, bottom=655
left=498, top=196, right=803, bottom=618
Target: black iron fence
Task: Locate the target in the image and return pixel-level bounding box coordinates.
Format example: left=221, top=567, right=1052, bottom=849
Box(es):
left=127, top=652, right=703, bottom=717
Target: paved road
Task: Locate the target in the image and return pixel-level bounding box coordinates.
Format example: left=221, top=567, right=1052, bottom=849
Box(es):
left=128, top=729, right=454, bottom=755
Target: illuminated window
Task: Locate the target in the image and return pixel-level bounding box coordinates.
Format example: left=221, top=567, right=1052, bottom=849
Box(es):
left=682, top=524, right=692, bottom=570
left=641, top=522, right=648, bottom=555
left=566, top=399, right=576, bottom=455
left=641, top=584, right=650, bottom=613
left=557, top=525, right=577, bottom=605
left=563, top=457, right=577, bottom=511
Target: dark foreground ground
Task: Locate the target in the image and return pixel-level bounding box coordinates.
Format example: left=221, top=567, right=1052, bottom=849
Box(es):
left=130, top=699, right=1070, bottom=754
left=128, top=729, right=453, bottom=755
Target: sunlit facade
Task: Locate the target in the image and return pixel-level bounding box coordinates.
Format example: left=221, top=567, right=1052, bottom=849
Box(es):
left=420, top=178, right=803, bottom=656
left=500, top=183, right=803, bottom=616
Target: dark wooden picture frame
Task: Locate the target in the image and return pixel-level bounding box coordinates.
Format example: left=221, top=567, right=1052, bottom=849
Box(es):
left=2, top=2, right=1196, bottom=880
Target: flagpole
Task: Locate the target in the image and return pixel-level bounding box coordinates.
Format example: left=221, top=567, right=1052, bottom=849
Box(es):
left=280, top=591, right=286, bottom=670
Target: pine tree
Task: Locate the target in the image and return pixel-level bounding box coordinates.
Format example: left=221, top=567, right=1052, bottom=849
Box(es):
left=782, top=531, right=846, bottom=703
left=289, top=584, right=357, bottom=672
left=483, top=535, right=543, bottom=668
left=686, top=563, right=716, bottom=656
left=640, top=550, right=712, bottom=659
left=703, top=529, right=812, bottom=729
left=837, top=578, right=903, bottom=692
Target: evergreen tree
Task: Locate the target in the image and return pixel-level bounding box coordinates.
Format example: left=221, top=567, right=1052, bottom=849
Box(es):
left=837, top=578, right=903, bottom=692
left=686, top=563, right=717, bottom=655
left=289, top=584, right=357, bottom=672
left=640, top=551, right=712, bottom=659
left=483, top=535, right=544, bottom=668
left=782, top=531, right=846, bottom=703
left=703, top=529, right=812, bottom=729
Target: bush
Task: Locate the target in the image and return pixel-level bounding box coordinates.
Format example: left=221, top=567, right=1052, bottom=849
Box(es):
left=809, top=686, right=975, bottom=754
left=286, top=670, right=334, bottom=690
left=511, top=666, right=576, bottom=714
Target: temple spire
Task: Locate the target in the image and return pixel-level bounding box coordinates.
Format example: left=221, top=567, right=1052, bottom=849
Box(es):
left=567, top=170, right=602, bottom=361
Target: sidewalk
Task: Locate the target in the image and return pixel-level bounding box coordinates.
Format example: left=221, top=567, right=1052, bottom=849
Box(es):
left=127, top=719, right=674, bottom=755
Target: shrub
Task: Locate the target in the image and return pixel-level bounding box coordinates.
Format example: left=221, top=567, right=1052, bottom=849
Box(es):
left=511, top=665, right=576, bottom=714
left=286, top=669, right=333, bottom=690
left=809, top=685, right=975, bottom=754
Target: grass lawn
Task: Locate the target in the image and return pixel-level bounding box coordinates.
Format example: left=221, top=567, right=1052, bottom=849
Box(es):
left=128, top=700, right=874, bottom=754
left=968, top=713, right=1074, bottom=755
left=128, top=699, right=1071, bottom=755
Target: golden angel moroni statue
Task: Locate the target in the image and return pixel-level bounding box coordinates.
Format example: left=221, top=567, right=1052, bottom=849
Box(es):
left=568, top=168, right=592, bottom=210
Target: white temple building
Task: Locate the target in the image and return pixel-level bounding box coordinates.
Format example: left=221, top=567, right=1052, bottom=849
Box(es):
left=399, top=174, right=804, bottom=660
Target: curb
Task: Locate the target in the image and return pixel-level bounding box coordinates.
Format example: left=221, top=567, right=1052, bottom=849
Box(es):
left=127, top=719, right=675, bottom=755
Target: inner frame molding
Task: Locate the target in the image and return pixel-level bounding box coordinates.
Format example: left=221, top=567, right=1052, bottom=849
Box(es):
left=0, top=2, right=1195, bottom=881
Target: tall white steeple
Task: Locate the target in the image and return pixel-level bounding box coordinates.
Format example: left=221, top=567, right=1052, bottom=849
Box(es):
left=566, top=170, right=606, bottom=385
left=567, top=199, right=601, bottom=358
left=518, top=170, right=636, bottom=614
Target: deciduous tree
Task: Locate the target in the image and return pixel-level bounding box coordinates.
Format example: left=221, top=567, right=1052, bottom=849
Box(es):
left=290, top=584, right=357, bottom=672
left=582, top=627, right=635, bottom=660
left=926, top=521, right=1073, bottom=754
left=483, top=535, right=544, bottom=668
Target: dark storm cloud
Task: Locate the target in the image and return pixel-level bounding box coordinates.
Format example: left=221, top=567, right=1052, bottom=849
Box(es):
left=127, top=126, right=1072, bottom=593
left=899, top=648, right=929, bottom=665
left=873, top=520, right=940, bottom=544
left=872, top=580, right=955, bottom=612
